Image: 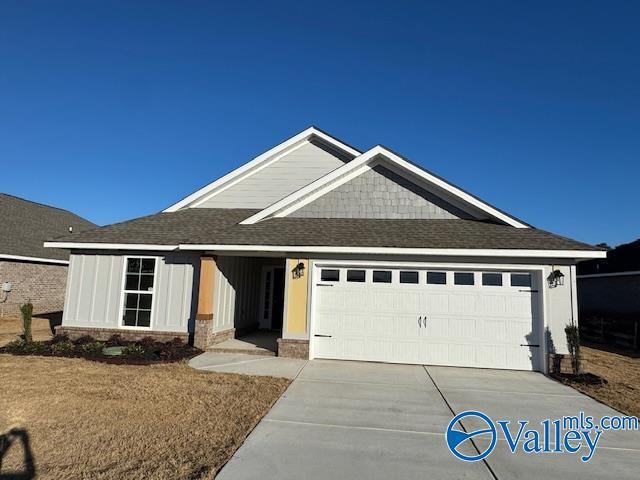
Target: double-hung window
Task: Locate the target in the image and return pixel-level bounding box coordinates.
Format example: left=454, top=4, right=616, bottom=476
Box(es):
left=122, top=257, right=156, bottom=328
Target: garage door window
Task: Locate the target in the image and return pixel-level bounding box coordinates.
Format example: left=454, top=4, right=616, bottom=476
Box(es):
left=400, top=271, right=418, bottom=284
left=427, top=271, right=447, bottom=285
left=511, top=273, right=531, bottom=287
left=373, top=270, right=392, bottom=283
left=482, top=273, right=503, bottom=286
left=454, top=272, right=475, bottom=285
left=347, top=270, right=366, bottom=282
left=321, top=269, right=340, bottom=282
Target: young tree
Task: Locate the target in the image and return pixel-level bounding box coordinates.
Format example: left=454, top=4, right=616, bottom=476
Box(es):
left=20, top=302, right=33, bottom=343
left=565, top=320, right=581, bottom=375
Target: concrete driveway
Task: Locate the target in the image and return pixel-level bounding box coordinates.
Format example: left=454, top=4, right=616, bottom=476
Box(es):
left=213, top=359, right=640, bottom=479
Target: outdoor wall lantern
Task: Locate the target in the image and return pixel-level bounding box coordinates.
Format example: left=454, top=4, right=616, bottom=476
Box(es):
left=292, top=262, right=305, bottom=279
left=547, top=269, right=565, bottom=288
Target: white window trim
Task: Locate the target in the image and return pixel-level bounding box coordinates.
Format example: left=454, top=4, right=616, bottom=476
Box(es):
left=117, top=255, right=160, bottom=331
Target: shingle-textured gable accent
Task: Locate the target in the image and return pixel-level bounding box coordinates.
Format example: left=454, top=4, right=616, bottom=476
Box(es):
left=49, top=208, right=601, bottom=252
left=0, top=194, right=96, bottom=261
left=290, top=165, right=471, bottom=219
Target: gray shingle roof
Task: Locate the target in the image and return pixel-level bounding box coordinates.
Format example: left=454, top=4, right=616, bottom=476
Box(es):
left=48, top=208, right=600, bottom=252
left=1, top=194, right=97, bottom=261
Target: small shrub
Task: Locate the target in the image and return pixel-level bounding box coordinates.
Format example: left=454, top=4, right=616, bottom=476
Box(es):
left=3, top=339, right=28, bottom=354
left=121, top=344, right=147, bottom=358
left=79, top=341, right=105, bottom=356
left=74, top=335, right=97, bottom=345
left=4, top=339, right=50, bottom=355
left=565, top=320, right=581, bottom=375
left=51, top=342, right=76, bottom=356
left=20, top=303, right=34, bottom=343
left=27, top=342, right=50, bottom=355
left=51, top=333, right=70, bottom=344
left=139, top=336, right=157, bottom=348
left=105, top=334, right=124, bottom=347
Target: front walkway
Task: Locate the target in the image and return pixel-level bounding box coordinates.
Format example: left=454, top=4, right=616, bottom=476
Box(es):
left=189, top=352, right=306, bottom=379
left=190, top=356, right=640, bottom=480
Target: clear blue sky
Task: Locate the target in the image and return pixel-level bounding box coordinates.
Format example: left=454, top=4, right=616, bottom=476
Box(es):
left=1, top=1, right=638, bottom=247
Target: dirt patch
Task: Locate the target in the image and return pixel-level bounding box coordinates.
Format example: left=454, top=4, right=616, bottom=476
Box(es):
left=557, top=346, right=640, bottom=417
left=0, top=355, right=290, bottom=479
left=0, top=315, right=54, bottom=346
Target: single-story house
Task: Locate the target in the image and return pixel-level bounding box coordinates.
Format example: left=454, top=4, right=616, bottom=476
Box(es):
left=577, top=240, right=639, bottom=348
left=0, top=193, right=96, bottom=316
left=45, top=127, right=605, bottom=372
left=577, top=239, right=640, bottom=318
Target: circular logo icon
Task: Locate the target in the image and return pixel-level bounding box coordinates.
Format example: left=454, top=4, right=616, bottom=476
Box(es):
left=446, top=411, right=497, bottom=462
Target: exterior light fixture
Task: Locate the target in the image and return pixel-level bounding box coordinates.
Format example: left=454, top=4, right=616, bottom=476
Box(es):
left=547, top=269, right=565, bottom=288
left=292, top=262, right=305, bottom=279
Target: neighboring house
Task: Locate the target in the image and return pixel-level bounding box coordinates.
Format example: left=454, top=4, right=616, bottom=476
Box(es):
left=44, top=127, right=605, bottom=372
left=577, top=240, right=640, bottom=348
left=0, top=194, right=96, bottom=316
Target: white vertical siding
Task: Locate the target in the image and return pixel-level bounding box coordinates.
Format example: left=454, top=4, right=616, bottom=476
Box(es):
left=546, top=265, right=574, bottom=355
left=213, top=256, right=263, bottom=333
left=194, top=141, right=347, bottom=209
left=62, top=253, right=198, bottom=333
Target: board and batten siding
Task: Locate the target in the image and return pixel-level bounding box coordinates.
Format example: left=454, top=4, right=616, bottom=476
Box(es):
left=63, top=253, right=200, bottom=333
left=193, top=141, right=348, bottom=209
left=212, top=256, right=263, bottom=333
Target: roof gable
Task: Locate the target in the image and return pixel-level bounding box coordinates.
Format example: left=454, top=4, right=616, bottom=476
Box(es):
left=163, top=126, right=361, bottom=212
left=289, top=164, right=472, bottom=219
left=240, top=146, right=529, bottom=228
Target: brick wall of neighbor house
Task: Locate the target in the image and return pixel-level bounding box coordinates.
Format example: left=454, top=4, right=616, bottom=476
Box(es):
left=290, top=165, right=471, bottom=219
left=0, top=260, right=68, bottom=316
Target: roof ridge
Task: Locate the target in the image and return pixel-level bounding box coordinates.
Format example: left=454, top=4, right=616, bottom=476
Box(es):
left=0, top=192, right=94, bottom=221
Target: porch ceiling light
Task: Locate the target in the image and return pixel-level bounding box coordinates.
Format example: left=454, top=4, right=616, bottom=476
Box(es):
left=292, top=262, right=305, bottom=279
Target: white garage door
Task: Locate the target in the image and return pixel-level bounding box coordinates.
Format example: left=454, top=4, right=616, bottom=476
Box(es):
left=312, top=266, right=541, bottom=371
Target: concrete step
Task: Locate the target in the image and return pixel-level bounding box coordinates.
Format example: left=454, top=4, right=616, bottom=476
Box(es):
left=208, top=345, right=276, bottom=356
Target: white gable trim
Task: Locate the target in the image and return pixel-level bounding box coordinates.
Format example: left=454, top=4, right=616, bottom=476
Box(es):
left=240, top=146, right=529, bottom=228
left=163, top=127, right=361, bottom=212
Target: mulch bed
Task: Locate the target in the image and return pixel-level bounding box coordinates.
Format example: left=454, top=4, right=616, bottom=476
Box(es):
left=0, top=333, right=202, bottom=365
left=552, top=372, right=608, bottom=387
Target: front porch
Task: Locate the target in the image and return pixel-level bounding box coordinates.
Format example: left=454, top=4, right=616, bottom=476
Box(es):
left=193, top=255, right=310, bottom=359
left=209, top=330, right=279, bottom=356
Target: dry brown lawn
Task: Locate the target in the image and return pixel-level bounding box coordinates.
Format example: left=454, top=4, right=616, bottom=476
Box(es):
left=0, top=355, right=289, bottom=479
left=0, top=315, right=54, bottom=346
left=564, top=345, right=640, bottom=418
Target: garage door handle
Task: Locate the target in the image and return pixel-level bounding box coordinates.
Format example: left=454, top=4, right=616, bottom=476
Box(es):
left=314, top=334, right=332, bottom=338
left=316, top=284, right=334, bottom=287
left=520, top=344, right=540, bottom=347
left=418, top=316, right=422, bottom=328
